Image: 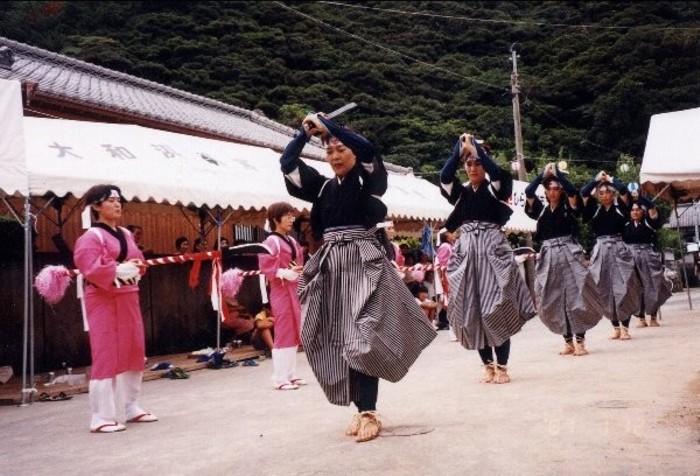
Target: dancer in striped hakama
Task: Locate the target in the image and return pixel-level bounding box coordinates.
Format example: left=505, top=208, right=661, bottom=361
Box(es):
left=525, top=163, right=602, bottom=356
left=581, top=172, right=642, bottom=340
left=623, top=199, right=672, bottom=328
left=440, top=134, right=536, bottom=384
left=280, top=113, right=436, bottom=443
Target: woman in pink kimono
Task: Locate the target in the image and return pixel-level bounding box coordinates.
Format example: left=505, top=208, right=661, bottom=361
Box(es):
left=258, top=202, right=307, bottom=390
left=73, top=184, right=157, bottom=433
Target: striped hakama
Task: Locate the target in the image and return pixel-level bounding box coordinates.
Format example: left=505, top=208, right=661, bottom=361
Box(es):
left=628, top=243, right=672, bottom=315
left=299, top=226, right=436, bottom=406
left=535, top=235, right=603, bottom=335
left=447, top=221, right=536, bottom=350
left=589, top=235, right=642, bottom=320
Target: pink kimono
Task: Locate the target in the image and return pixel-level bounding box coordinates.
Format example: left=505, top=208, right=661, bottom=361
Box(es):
left=436, top=241, right=453, bottom=306
left=73, top=227, right=145, bottom=380
left=392, top=242, right=405, bottom=267
left=258, top=234, right=304, bottom=349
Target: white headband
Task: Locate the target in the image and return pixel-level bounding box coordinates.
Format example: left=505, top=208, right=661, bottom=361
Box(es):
left=376, top=221, right=394, bottom=229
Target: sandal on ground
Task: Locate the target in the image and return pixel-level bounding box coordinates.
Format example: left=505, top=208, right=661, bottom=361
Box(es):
left=274, top=382, right=299, bottom=390
left=149, top=362, right=172, bottom=371
left=290, top=378, right=308, bottom=386
left=162, top=367, right=189, bottom=379
left=126, top=412, right=159, bottom=423
left=208, top=358, right=238, bottom=369
left=39, top=391, right=73, bottom=402
left=242, top=358, right=259, bottom=367
left=90, top=422, right=126, bottom=433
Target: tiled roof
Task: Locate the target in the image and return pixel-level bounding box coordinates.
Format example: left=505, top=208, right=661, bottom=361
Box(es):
left=0, top=35, right=411, bottom=174
left=667, top=202, right=700, bottom=228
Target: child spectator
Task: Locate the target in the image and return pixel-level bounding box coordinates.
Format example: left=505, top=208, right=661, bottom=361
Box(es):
left=414, top=285, right=439, bottom=327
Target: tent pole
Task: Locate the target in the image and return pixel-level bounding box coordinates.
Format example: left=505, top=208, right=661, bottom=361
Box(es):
left=207, top=207, right=236, bottom=350
left=19, top=196, right=34, bottom=406
left=216, top=209, right=222, bottom=349
left=674, top=204, right=693, bottom=310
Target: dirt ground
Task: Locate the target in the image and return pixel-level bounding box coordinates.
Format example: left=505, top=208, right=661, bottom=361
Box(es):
left=2, top=290, right=699, bottom=475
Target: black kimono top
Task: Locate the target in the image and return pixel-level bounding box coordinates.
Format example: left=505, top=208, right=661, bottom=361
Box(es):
left=439, top=138, right=513, bottom=232
left=525, top=197, right=582, bottom=241
left=279, top=116, right=388, bottom=240
left=623, top=216, right=661, bottom=245
left=582, top=198, right=629, bottom=237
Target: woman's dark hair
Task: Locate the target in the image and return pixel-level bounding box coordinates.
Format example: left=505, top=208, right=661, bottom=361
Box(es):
left=83, top=184, right=126, bottom=220
left=266, top=202, right=295, bottom=232
left=175, top=236, right=189, bottom=249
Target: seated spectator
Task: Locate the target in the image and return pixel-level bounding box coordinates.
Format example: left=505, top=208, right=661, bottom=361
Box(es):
left=127, top=224, right=154, bottom=257
left=175, top=236, right=190, bottom=255
left=251, top=306, right=275, bottom=355
left=414, top=285, right=439, bottom=326
left=222, top=298, right=255, bottom=342
left=422, top=268, right=436, bottom=300
left=212, top=237, right=230, bottom=250
left=403, top=252, right=417, bottom=286
left=193, top=237, right=208, bottom=253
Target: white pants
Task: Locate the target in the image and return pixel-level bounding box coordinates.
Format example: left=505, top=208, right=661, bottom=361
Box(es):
left=89, top=371, right=145, bottom=428
left=271, top=347, right=299, bottom=387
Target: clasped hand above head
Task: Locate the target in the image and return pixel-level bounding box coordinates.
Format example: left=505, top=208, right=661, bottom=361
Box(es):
left=543, top=162, right=558, bottom=177
left=595, top=170, right=612, bottom=183
left=303, top=112, right=328, bottom=137
left=459, top=133, right=477, bottom=158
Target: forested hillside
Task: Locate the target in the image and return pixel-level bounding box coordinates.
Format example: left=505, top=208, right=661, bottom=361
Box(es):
left=1, top=1, right=699, bottom=181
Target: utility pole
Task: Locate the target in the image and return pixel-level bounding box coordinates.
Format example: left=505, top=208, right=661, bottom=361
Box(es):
left=510, top=44, right=536, bottom=299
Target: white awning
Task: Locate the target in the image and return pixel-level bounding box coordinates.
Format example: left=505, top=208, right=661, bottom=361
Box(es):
left=641, top=106, right=700, bottom=202
left=7, top=115, right=453, bottom=221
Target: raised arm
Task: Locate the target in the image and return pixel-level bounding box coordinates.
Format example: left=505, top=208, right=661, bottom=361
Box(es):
left=440, top=138, right=464, bottom=204
left=557, top=170, right=581, bottom=210
left=279, top=129, right=328, bottom=203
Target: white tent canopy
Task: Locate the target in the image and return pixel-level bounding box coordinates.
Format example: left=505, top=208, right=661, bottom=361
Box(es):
left=0, top=78, right=449, bottom=221
left=641, top=106, right=700, bottom=202
left=10, top=116, right=454, bottom=221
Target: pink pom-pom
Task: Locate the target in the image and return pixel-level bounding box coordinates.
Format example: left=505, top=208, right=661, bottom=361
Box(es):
left=220, top=268, right=244, bottom=299
left=34, top=265, right=72, bottom=304
left=412, top=269, right=425, bottom=283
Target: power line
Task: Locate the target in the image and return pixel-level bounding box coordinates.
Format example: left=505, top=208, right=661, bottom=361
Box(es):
left=274, top=1, right=643, bottom=165
left=273, top=1, right=508, bottom=91
left=318, top=1, right=700, bottom=32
